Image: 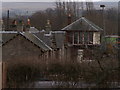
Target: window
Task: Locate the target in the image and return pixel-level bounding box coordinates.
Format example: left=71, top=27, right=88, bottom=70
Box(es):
left=79, top=32, right=83, bottom=44
left=84, top=32, right=88, bottom=44
left=74, top=32, right=79, bottom=44
left=89, top=32, right=93, bottom=44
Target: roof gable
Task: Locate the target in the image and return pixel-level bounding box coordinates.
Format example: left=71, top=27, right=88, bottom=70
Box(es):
left=1, top=31, right=52, bottom=51
left=21, top=32, right=52, bottom=51
left=62, top=17, right=103, bottom=31
left=0, top=32, right=18, bottom=46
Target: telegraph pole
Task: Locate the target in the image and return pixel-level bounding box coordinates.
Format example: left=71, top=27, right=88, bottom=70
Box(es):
left=100, top=5, right=106, bottom=51
left=118, top=1, right=120, bottom=70
left=6, top=10, right=10, bottom=30
left=100, top=5, right=106, bottom=36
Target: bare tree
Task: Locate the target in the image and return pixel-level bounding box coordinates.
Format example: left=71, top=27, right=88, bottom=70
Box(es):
left=86, top=1, right=94, bottom=13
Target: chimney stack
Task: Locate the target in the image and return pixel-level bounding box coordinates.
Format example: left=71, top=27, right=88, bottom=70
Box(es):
left=27, top=18, right=31, bottom=26
left=45, top=20, right=51, bottom=34
left=11, top=20, right=17, bottom=31
left=12, top=20, right=17, bottom=26
left=25, top=18, right=31, bottom=31
left=1, top=19, right=5, bottom=30
left=68, top=13, right=72, bottom=25
left=17, top=20, right=24, bottom=32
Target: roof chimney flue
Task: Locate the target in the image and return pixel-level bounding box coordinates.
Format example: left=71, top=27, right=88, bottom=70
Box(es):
left=67, top=13, right=72, bottom=25
left=17, top=20, right=24, bottom=32
left=45, top=19, right=51, bottom=34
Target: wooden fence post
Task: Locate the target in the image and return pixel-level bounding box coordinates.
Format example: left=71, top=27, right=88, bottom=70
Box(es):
left=0, top=62, right=2, bottom=89
left=2, top=62, right=7, bottom=88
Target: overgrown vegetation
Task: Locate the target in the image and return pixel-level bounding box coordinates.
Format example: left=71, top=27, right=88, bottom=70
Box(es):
left=3, top=1, right=119, bottom=88
left=6, top=46, right=119, bottom=88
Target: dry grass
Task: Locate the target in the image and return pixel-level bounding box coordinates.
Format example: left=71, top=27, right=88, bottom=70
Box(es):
left=5, top=50, right=119, bottom=88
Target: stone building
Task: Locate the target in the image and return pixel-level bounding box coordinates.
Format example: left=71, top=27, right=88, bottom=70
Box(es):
left=61, top=17, right=103, bottom=62
left=1, top=16, right=103, bottom=88
left=1, top=30, right=52, bottom=88
left=1, top=31, right=52, bottom=62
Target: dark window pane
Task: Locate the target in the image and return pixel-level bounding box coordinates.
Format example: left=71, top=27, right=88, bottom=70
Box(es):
left=74, top=32, right=78, bottom=44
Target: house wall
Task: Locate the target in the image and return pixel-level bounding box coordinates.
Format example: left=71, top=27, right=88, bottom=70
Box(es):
left=62, top=47, right=94, bottom=62
left=59, top=46, right=79, bottom=62
left=54, top=31, right=102, bottom=63
left=2, top=35, right=53, bottom=88
left=2, top=35, right=44, bottom=64
left=93, top=32, right=101, bottom=45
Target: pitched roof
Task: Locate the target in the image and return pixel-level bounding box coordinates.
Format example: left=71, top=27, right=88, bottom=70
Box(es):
left=0, top=31, right=52, bottom=51
left=0, top=31, right=18, bottom=46
left=29, top=27, right=40, bottom=33
left=62, top=17, right=103, bottom=31
left=33, top=32, right=52, bottom=47
left=21, top=32, right=52, bottom=51
left=33, top=31, right=65, bottom=49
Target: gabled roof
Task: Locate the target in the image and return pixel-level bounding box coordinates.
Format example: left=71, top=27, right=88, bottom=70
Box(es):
left=21, top=32, right=52, bottom=51
left=62, top=17, right=103, bottom=31
left=29, top=27, right=40, bottom=33
left=1, top=33, right=17, bottom=45
left=0, top=31, right=52, bottom=51
left=33, top=32, right=52, bottom=47
left=0, top=31, right=18, bottom=46
left=33, top=31, right=65, bottom=49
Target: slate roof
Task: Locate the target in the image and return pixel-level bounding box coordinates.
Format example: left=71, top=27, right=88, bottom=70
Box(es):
left=0, top=31, right=52, bottom=51
left=33, top=31, right=65, bottom=49
left=1, top=33, right=17, bottom=45
left=1, top=26, right=65, bottom=50
left=21, top=32, right=52, bottom=51
left=29, top=27, right=40, bottom=33
left=33, top=32, right=52, bottom=47
left=62, top=17, right=103, bottom=31
left=0, top=31, right=18, bottom=46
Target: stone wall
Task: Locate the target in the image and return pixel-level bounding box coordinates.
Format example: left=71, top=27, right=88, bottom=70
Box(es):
left=2, top=35, right=43, bottom=64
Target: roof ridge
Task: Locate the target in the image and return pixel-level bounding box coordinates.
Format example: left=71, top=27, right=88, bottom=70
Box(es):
left=62, top=17, right=103, bottom=31
left=2, top=33, right=19, bottom=46
left=61, top=17, right=82, bottom=30
left=82, top=17, right=103, bottom=31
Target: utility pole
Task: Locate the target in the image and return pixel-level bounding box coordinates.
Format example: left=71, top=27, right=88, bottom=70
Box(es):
left=100, top=5, right=106, bottom=51
left=118, top=1, right=120, bottom=86
left=6, top=10, right=10, bottom=30
left=118, top=1, right=120, bottom=71
left=100, top=5, right=106, bottom=36
left=67, top=8, right=72, bottom=25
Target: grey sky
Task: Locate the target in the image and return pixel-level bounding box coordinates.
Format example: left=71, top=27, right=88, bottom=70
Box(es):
left=1, top=0, right=118, bottom=18
left=2, top=0, right=120, bottom=2
left=2, top=1, right=118, bottom=12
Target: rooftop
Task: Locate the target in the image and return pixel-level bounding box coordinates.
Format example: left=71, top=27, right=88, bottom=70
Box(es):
left=62, top=17, right=103, bottom=31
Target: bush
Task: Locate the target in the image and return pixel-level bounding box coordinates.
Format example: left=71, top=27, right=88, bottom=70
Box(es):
left=7, top=64, right=42, bottom=87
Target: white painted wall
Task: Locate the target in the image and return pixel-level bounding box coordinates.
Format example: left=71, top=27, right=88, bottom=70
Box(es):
left=93, top=32, right=101, bottom=45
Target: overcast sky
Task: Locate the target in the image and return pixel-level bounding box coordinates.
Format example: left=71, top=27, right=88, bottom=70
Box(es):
left=1, top=0, right=120, bottom=2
